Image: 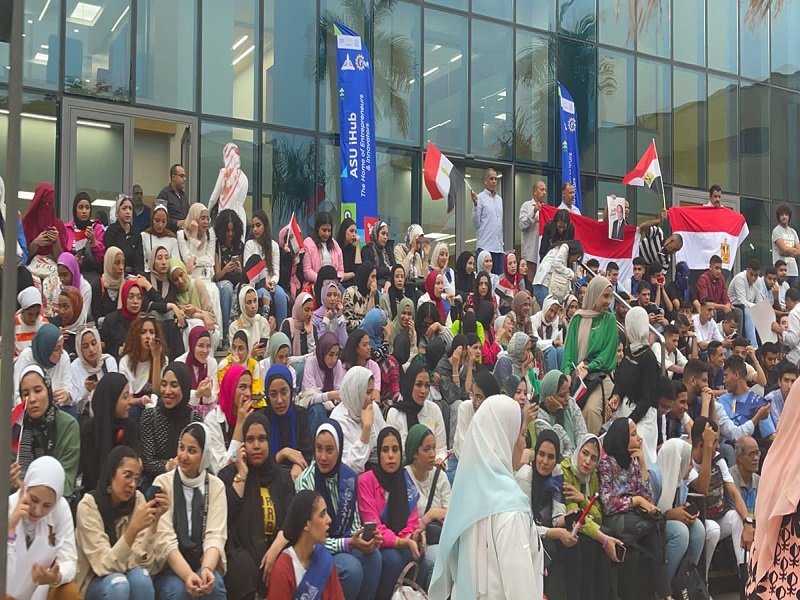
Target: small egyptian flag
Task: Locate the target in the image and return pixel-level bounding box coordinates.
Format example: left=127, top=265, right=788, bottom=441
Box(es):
left=288, top=214, right=303, bottom=253
left=72, top=228, right=88, bottom=251
left=622, top=141, right=664, bottom=196
left=573, top=377, right=588, bottom=405
left=11, top=401, right=25, bottom=454
left=246, top=257, right=268, bottom=286
left=424, top=142, right=464, bottom=213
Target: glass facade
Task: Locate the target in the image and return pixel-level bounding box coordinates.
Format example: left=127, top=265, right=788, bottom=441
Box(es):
left=0, top=0, right=799, bottom=264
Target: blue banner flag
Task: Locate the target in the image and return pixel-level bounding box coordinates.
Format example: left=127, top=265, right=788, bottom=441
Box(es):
left=335, top=22, right=377, bottom=229
left=558, top=82, right=582, bottom=211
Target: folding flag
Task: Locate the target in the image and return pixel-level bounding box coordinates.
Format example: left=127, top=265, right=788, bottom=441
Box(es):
left=246, top=258, right=268, bottom=285
left=72, top=228, right=87, bottom=251
left=424, top=142, right=464, bottom=213
left=623, top=141, right=664, bottom=196
left=11, top=401, right=25, bottom=454
left=573, top=378, right=588, bottom=405
left=288, top=214, right=303, bottom=253
left=667, top=205, right=750, bottom=271
left=363, top=216, right=378, bottom=243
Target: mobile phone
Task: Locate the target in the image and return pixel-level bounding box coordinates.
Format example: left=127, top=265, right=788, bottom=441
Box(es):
left=145, top=486, right=162, bottom=503
left=654, top=308, right=663, bottom=315
left=615, top=544, right=627, bottom=563
left=685, top=504, right=700, bottom=518
left=87, top=374, right=98, bottom=382
left=362, top=522, right=377, bottom=542
left=259, top=337, right=268, bottom=347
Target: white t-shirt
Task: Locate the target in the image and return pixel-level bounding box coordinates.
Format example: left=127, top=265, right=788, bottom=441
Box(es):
left=688, top=457, right=735, bottom=486
left=772, top=224, right=800, bottom=276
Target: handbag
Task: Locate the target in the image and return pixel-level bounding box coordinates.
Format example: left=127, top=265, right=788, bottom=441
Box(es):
left=391, top=562, right=428, bottom=600
left=423, top=467, right=443, bottom=545
left=671, top=553, right=710, bottom=600
left=548, top=270, right=571, bottom=301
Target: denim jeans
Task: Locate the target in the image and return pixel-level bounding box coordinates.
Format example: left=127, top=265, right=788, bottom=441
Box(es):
left=445, top=454, right=458, bottom=486
left=153, top=567, right=227, bottom=600
left=664, top=519, right=705, bottom=586
left=84, top=568, right=154, bottom=600
left=333, top=549, right=382, bottom=600
left=543, top=345, right=564, bottom=371
left=377, top=548, right=413, bottom=600
left=216, top=280, right=234, bottom=341
left=533, top=283, right=549, bottom=307
left=307, top=403, right=328, bottom=440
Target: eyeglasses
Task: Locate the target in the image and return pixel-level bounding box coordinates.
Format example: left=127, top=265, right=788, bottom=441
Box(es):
left=746, top=450, right=761, bottom=459
left=268, top=388, right=291, bottom=400
left=121, top=470, right=144, bottom=486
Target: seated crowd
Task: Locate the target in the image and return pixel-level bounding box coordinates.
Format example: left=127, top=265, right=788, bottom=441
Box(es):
left=4, top=184, right=800, bottom=600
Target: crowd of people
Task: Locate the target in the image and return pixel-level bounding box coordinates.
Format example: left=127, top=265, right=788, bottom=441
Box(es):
left=2, top=168, right=800, bottom=600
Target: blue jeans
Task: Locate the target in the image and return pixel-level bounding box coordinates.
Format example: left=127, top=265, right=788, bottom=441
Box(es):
left=533, top=283, right=549, bottom=307
left=476, top=249, right=504, bottom=276
left=445, top=454, right=458, bottom=486
left=307, top=403, right=328, bottom=440
left=216, top=280, right=234, bottom=341
left=154, top=567, right=227, bottom=600
left=85, top=568, right=154, bottom=600
left=664, top=519, right=705, bottom=587
left=334, top=548, right=382, bottom=600
left=377, top=548, right=413, bottom=600
left=60, top=405, right=78, bottom=420
left=543, top=345, right=564, bottom=371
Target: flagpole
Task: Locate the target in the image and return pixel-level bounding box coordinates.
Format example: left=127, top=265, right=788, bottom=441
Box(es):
left=652, top=138, right=666, bottom=211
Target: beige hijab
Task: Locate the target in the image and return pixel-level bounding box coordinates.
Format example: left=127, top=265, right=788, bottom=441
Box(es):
left=574, top=275, right=611, bottom=364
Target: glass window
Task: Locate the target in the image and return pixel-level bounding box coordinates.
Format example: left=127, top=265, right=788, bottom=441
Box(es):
left=707, top=74, right=739, bottom=193
left=200, top=122, right=257, bottom=221
left=321, top=140, right=342, bottom=226
left=740, top=198, right=771, bottom=267
left=423, top=8, right=468, bottom=153
left=264, top=0, right=315, bottom=129
left=770, top=88, right=800, bottom=202
left=598, top=49, right=634, bottom=177
left=673, top=67, right=706, bottom=189
left=597, top=1, right=632, bottom=49
left=375, top=148, right=418, bottom=247
left=62, top=0, right=131, bottom=100
left=558, top=0, right=596, bottom=41
left=636, top=1, right=670, bottom=59
left=136, top=0, right=197, bottom=111
left=514, top=169, right=554, bottom=255
left=425, top=0, right=467, bottom=11
left=262, top=130, right=318, bottom=235
left=636, top=58, right=672, bottom=184
left=771, top=0, right=800, bottom=91
left=515, top=30, right=554, bottom=165
left=202, top=0, right=257, bottom=120
left=0, top=92, right=58, bottom=213
left=637, top=184, right=668, bottom=225
left=0, top=1, right=61, bottom=89
left=558, top=39, right=597, bottom=176
left=470, top=19, right=513, bottom=159
left=707, top=0, right=737, bottom=74
left=374, top=0, right=421, bottom=145
left=579, top=174, right=596, bottom=219
left=740, top=2, right=769, bottom=81
left=473, top=0, right=512, bottom=22
left=517, top=0, right=555, bottom=31
left=75, top=119, right=124, bottom=204
left=673, top=0, right=704, bottom=66
left=739, top=83, right=770, bottom=198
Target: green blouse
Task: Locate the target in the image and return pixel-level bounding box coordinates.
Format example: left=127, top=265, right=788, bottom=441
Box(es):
left=560, top=456, right=603, bottom=541
left=563, top=312, right=618, bottom=375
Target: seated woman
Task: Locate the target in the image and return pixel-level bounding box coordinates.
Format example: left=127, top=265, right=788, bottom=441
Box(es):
left=70, top=326, right=118, bottom=414
left=104, top=194, right=145, bottom=276
left=417, top=271, right=452, bottom=328
left=14, top=287, right=48, bottom=358
left=476, top=251, right=499, bottom=294
left=390, top=298, right=417, bottom=365
left=64, top=191, right=105, bottom=276
left=100, top=279, right=144, bottom=361
left=245, top=210, right=289, bottom=325
left=117, top=316, right=167, bottom=415
left=229, top=284, right=271, bottom=360
left=598, top=418, right=667, bottom=600
left=496, top=251, right=522, bottom=303
left=303, top=212, right=345, bottom=284
left=454, top=251, right=475, bottom=301
left=280, top=291, right=317, bottom=376
left=453, top=369, right=501, bottom=461
left=336, top=217, right=362, bottom=286
left=510, top=291, right=537, bottom=338
left=217, top=330, right=264, bottom=404
left=206, top=365, right=253, bottom=475
left=264, top=364, right=313, bottom=480
left=379, top=264, right=407, bottom=322
left=176, top=325, right=220, bottom=419
left=139, top=362, right=202, bottom=488
left=535, top=370, right=589, bottom=458
left=432, top=334, right=473, bottom=447
left=341, top=329, right=382, bottom=400
left=467, top=271, right=497, bottom=314
left=219, top=412, right=296, bottom=599
left=178, top=203, right=222, bottom=335
left=260, top=332, right=298, bottom=391
left=75, top=446, right=168, bottom=600
left=301, top=331, right=345, bottom=436
left=49, top=285, right=85, bottom=359
left=80, top=373, right=139, bottom=493
left=135, top=245, right=186, bottom=355
left=313, top=280, right=348, bottom=348
left=91, top=247, right=126, bottom=326
left=532, top=295, right=564, bottom=372
left=533, top=238, right=582, bottom=307
left=342, top=262, right=379, bottom=333
left=7, top=456, right=81, bottom=600
left=428, top=243, right=456, bottom=299
left=331, top=367, right=387, bottom=475
left=267, top=490, right=346, bottom=600
left=141, top=203, right=180, bottom=270
left=278, top=220, right=305, bottom=297
left=364, top=220, right=395, bottom=288
left=213, top=209, right=244, bottom=344
left=13, top=324, right=76, bottom=414
left=404, top=424, right=451, bottom=589
left=475, top=300, right=501, bottom=368
left=169, top=258, right=220, bottom=350
left=357, top=427, right=429, bottom=598
left=151, top=423, right=228, bottom=600
left=394, top=224, right=429, bottom=285
left=56, top=252, right=91, bottom=323
left=359, top=308, right=399, bottom=408
left=387, top=363, right=447, bottom=464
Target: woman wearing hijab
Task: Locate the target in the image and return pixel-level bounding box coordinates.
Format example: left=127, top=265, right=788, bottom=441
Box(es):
left=358, top=308, right=396, bottom=401
left=280, top=291, right=317, bottom=371
left=136, top=243, right=187, bottom=353
left=429, top=395, right=544, bottom=599
left=208, top=142, right=248, bottom=225
left=267, top=490, right=346, bottom=599
left=91, top=246, right=127, bottom=325
left=475, top=299, right=501, bottom=368
left=496, top=251, right=522, bottom=301
left=70, top=325, right=118, bottom=414
left=104, top=193, right=145, bottom=276
left=358, top=427, right=429, bottom=598
left=14, top=287, right=47, bottom=358
left=364, top=220, right=395, bottom=287
left=169, top=257, right=219, bottom=348
left=141, top=203, right=180, bottom=270
left=217, top=330, right=264, bottom=401
left=205, top=364, right=254, bottom=474
left=394, top=224, right=428, bottom=283
left=453, top=369, right=500, bottom=462
left=264, top=364, right=313, bottom=480
left=476, top=250, right=499, bottom=294
left=23, top=183, right=67, bottom=315
left=535, top=370, right=588, bottom=457
left=511, top=290, right=538, bottom=338
left=342, top=262, right=379, bottom=333
left=260, top=332, right=299, bottom=392
left=76, top=446, right=168, bottom=599
left=7, top=456, right=80, bottom=600
left=492, top=331, right=534, bottom=398
left=336, top=217, right=362, bottom=286
left=99, top=279, right=144, bottom=361
left=563, top=275, right=618, bottom=435
left=313, top=280, right=348, bottom=348
left=391, top=297, right=416, bottom=351
left=218, top=411, right=296, bottom=599
left=80, top=373, right=139, bottom=492
left=428, top=242, right=456, bottom=298
left=228, top=284, right=271, bottom=358
left=532, top=294, right=564, bottom=371
left=139, top=362, right=202, bottom=487
left=177, top=325, right=220, bottom=418
left=454, top=251, right=475, bottom=301
left=429, top=333, right=474, bottom=448
left=56, top=251, right=92, bottom=322
left=533, top=239, right=583, bottom=307
left=49, top=285, right=85, bottom=358
left=13, top=323, right=76, bottom=411
left=331, top=366, right=387, bottom=474
left=301, top=332, right=345, bottom=432
left=151, top=423, right=228, bottom=599
left=417, top=270, right=452, bottom=328
left=379, top=263, right=407, bottom=321
left=64, top=191, right=105, bottom=270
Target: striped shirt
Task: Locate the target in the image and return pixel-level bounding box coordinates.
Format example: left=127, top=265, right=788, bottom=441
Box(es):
left=295, top=462, right=363, bottom=554
left=639, top=226, right=671, bottom=271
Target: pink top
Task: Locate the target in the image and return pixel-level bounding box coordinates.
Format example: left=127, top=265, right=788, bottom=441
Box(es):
left=64, top=221, right=105, bottom=264
left=303, top=237, right=345, bottom=283
left=357, top=469, right=419, bottom=549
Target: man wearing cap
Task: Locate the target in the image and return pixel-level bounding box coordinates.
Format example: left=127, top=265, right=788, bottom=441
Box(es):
left=14, top=286, right=48, bottom=358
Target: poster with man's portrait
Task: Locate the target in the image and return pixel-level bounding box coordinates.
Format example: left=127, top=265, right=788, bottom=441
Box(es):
left=607, top=196, right=626, bottom=241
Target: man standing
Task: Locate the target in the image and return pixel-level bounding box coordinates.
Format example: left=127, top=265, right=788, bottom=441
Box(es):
left=157, top=163, right=190, bottom=233
left=131, top=184, right=150, bottom=234
left=519, top=180, right=547, bottom=281
left=771, top=203, right=800, bottom=287
left=471, top=168, right=504, bottom=275
left=706, top=184, right=723, bottom=207
left=557, top=182, right=580, bottom=215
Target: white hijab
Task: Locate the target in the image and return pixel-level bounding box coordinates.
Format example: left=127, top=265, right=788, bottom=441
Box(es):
left=176, top=422, right=214, bottom=489
left=531, top=295, right=561, bottom=340
left=655, top=438, right=692, bottom=513
left=625, top=306, right=651, bottom=353
left=339, top=366, right=374, bottom=424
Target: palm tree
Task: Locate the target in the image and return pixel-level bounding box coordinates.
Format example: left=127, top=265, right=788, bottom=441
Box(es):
left=271, top=137, right=323, bottom=233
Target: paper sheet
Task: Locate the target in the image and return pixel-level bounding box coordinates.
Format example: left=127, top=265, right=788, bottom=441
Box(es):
left=749, top=298, right=778, bottom=344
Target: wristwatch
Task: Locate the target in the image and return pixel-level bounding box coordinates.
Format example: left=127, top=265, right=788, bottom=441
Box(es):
left=743, top=517, right=755, bottom=527
left=233, top=473, right=245, bottom=483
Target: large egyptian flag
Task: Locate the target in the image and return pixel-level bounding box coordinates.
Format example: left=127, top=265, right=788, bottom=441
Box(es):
left=423, top=142, right=464, bottom=213
left=623, top=141, right=664, bottom=196
left=667, top=206, right=749, bottom=270
left=538, top=205, right=639, bottom=283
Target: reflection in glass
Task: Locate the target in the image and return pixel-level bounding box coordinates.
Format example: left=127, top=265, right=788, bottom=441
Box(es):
left=471, top=19, right=513, bottom=159
left=673, top=0, right=704, bottom=66
left=517, top=0, right=555, bottom=32
left=708, top=75, right=739, bottom=193
left=203, top=0, right=258, bottom=120
left=515, top=30, right=553, bottom=165
left=740, top=198, right=771, bottom=266
left=136, top=0, right=197, bottom=111
left=580, top=174, right=596, bottom=220
left=636, top=58, right=671, bottom=184
left=771, top=0, right=800, bottom=91
left=558, top=0, right=596, bottom=41
left=425, top=0, right=467, bottom=11
left=769, top=88, right=800, bottom=202
left=739, top=83, right=770, bottom=198
left=597, top=1, right=632, bottom=49
left=473, top=0, right=512, bottom=22
left=375, top=148, right=418, bottom=246
left=636, top=0, right=670, bottom=59
left=76, top=120, right=124, bottom=203
left=598, top=50, right=634, bottom=177
left=740, top=2, right=769, bottom=81
left=200, top=122, right=257, bottom=221
left=0, top=0, right=61, bottom=89
left=673, top=68, right=706, bottom=189
left=423, top=9, right=468, bottom=153
left=707, top=0, right=737, bottom=74
left=558, top=39, right=597, bottom=176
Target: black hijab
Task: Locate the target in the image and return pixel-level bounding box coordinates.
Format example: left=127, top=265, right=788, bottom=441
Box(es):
left=157, top=362, right=194, bottom=458
left=386, top=264, right=406, bottom=318
left=314, top=265, right=339, bottom=306
left=476, top=300, right=496, bottom=344
left=392, top=331, right=411, bottom=366
left=472, top=369, right=501, bottom=398
left=72, top=191, right=92, bottom=230
left=90, top=373, right=136, bottom=459
left=425, top=335, right=447, bottom=372
left=374, top=427, right=410, bottom=534
left=455, top=251, right=475, bottom=296
left=355, top=261, right=376, bottom=297
left=531, top=430, right=562, bottom=526
left=393, top=362, right=427, bottom=428
left=283, top=489, right=320, bottom=545
left=455, top=312, right=478, bottom=336
left=91, top=445, right=139, bottom=546
left=603, top=417, right=633, bottom=470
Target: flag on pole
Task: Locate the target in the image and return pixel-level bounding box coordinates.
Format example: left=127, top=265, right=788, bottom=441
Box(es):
left=623, top=141, right=664, bottom=196
left=667, top=205, right=749, bottom=270
left=11, top=401, right=25, bottom=454
left=288, top=214, right=303, bottom=253
left=423, top=142, right=464, bottom=213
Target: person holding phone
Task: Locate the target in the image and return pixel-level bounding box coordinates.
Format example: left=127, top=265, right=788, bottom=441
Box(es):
left=228, top=285, right=271, bottom=359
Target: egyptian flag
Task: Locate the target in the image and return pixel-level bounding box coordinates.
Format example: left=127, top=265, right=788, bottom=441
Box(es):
left=11, top=402, right=25, bottom=454
left=288, top=214, right=303, bottom=253
left=622, top=141, right=664, bottom=196
left=538, top=205, right=639, bottom=283
left=245, top=255, right=268, bottom=287
left=667, top=205, right=749, bottom=270
left=72, top=228, right=88, bottom=251
left=424, top=142, right=464, bottom=213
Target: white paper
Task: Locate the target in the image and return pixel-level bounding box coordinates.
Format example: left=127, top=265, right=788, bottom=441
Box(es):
left=750, top=298, right=779, bottom=343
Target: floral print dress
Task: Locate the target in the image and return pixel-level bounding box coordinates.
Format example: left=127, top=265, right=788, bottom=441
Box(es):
left=746, top=509, right=800, bottom=599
